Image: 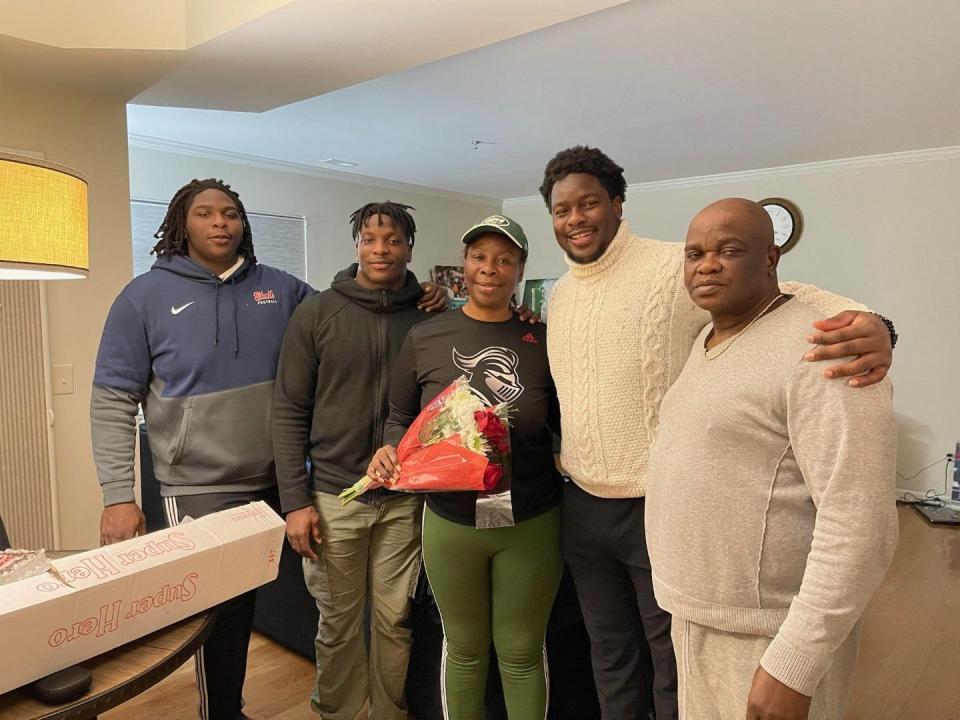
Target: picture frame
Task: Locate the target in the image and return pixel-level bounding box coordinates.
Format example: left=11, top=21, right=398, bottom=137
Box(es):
left=430, top=266, right=468, bottom=309
left=521, top=278, right=558, bottom=323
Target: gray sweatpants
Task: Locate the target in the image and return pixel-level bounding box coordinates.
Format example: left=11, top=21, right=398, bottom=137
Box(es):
left=671, top=619, right=861, bottom=720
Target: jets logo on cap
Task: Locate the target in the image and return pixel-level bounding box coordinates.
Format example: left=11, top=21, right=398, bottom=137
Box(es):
left=483, top=215, right=510, bottom=226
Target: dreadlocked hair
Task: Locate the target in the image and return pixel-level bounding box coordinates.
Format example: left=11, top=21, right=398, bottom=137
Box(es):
left=151, top=178, right=256, bottom=263
left=349, top=202, right=417, bottom=246
left=539, top=146, right=627, bottom=209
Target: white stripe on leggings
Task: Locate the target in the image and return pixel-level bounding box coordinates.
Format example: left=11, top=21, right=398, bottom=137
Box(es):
left=422, top=505, right=452, bottom=720
left=195, top=645, right=210, bottom=720
left=164, top=495, right=210, bottom=720
left=542, top=642, right=550, bottom=720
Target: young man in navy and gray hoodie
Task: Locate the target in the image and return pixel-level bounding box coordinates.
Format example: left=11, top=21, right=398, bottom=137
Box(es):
left=92, top=179, right=312, bottom=720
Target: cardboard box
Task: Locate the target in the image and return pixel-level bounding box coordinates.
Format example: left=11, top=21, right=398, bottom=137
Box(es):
left=0, top=501, right=284, bottom=694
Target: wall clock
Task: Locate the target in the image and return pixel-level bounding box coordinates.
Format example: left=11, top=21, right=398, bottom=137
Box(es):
left=759, top=197, right=803, bottom=253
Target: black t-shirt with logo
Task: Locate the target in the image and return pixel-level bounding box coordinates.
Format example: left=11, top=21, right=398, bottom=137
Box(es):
left=384, top=309, right=562, bottom=526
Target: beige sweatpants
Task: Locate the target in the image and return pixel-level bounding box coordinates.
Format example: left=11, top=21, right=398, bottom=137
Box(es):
left=672, top=619, right=861, bottom=720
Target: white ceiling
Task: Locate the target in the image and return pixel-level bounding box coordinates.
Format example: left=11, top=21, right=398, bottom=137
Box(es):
left=14, top=0, right=960, bottom=200
left=131, top=0, right=628, bottom=110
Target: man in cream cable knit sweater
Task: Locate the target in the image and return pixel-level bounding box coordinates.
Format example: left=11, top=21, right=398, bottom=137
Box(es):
left=646, top=198, right=897, bottom=719
left=540, top=147, right=895, bottom=720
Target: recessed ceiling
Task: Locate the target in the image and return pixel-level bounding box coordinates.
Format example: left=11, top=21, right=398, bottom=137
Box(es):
left=127, top=0, right=960, bottom=199
left=131, top=0, right=628, bottom=110
left=0, top=0, right=293, bottom=50
left=0, top=0, right=626, bottom=106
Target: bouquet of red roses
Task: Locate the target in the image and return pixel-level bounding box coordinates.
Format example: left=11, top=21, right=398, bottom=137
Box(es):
left=339, top=376, right=511, bottom=504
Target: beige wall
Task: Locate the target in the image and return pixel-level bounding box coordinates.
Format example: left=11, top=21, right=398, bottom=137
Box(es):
left=128, top=146, right=500, bottom=288
left=1, top=70, right=134, bottom=549
left=504, top=152, right=960, bottom=497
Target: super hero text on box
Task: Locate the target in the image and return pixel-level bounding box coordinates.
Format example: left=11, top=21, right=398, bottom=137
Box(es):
left=42, top=532, right=201, bottom=649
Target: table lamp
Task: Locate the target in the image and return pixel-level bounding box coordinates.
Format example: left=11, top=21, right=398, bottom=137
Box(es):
left=0, top=151, right=88, bottom=280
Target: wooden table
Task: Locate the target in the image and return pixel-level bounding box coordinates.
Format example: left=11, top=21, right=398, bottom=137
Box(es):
left=0, top=611, right=214, bottom=719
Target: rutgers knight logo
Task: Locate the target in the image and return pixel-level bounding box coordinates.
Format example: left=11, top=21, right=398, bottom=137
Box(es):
left=452, top=346, right=524, bottom=404
left=253, top=289, right=277, bottom=305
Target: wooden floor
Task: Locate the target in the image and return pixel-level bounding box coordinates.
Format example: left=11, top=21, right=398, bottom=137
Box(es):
left=103, top=506, right=960, bottom=719
left=101, top=631, right=317, bottom=720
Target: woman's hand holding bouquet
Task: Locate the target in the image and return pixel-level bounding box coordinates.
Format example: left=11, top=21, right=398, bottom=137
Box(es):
left=340, top=376, right=511, bottom=504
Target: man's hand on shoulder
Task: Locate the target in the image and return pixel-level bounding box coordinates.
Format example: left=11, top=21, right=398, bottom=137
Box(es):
left=804, top=310, right=893, bottom=388
left=285, top=505, right=322, bottom=560
left=418, top=282, right=449, bottom=312
left=100, top=502, right=146, bottom=546
left=746, top=666, right=812, bottom=720
left=513, top=303, right=541, bottom=325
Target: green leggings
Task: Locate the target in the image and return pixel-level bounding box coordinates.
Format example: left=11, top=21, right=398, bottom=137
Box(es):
left=422, top=504, right=563, bottom=720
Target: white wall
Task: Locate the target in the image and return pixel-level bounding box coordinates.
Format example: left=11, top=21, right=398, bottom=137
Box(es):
left=128, top=146, right=500, bottom=288
left=504, top=151, right=960, bottom=497
left=1, top=70, right=134, bottom=549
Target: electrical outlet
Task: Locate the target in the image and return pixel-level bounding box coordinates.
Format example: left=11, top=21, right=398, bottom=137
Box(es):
left=52, top=365, right=74, bottom=395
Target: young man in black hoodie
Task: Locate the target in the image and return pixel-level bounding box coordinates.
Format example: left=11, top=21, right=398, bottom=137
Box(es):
left=272, top=202, right=430, bottom=720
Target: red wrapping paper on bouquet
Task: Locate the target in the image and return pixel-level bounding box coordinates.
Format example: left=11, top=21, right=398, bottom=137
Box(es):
left=339, top=377, right=511, bottom=504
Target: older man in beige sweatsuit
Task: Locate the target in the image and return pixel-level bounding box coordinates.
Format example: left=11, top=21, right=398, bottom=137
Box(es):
left=646, top=198, right=898, bottom=720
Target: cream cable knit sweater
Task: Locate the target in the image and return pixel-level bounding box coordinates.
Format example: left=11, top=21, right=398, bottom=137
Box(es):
left=547, top=221, right=866, bottom=498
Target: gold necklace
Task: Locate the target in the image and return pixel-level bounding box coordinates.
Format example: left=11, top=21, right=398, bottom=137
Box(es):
left=704, top=294, right=785, bottom=361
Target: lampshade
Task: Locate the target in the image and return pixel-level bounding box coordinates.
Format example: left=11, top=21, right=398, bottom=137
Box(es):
left=0, top=152, right=89, bottom=280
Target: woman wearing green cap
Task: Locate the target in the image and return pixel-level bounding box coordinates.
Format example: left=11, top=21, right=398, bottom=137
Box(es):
left=369, top=214, right=563, bottom=720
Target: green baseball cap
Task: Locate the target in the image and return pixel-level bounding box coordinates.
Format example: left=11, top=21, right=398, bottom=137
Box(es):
left=460, top=214, right=529, bottom=256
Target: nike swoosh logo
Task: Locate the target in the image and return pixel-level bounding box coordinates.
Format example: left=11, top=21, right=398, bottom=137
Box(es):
left=171, top=302, right=195, bottom=315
